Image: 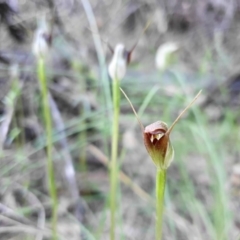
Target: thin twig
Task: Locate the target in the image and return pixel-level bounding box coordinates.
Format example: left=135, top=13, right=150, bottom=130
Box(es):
left=0, top=226, right=49, bottom=235
left=0, top=202, right=33, bottom=226
left=0, top=102, right=15, bottom=148
left=48, top=93, right=84, bottom=222
left=2, top=182, right=46, bottom=240
left=87, top=144, right=153, bottom=204
left=18, top=186, right=45, bottom=240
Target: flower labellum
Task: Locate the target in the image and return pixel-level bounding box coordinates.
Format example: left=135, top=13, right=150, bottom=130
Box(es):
left=144, top=121, right=174, bottom=169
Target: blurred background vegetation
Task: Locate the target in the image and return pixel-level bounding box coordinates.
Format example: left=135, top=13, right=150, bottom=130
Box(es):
left=1, top=0, right=240, bottom=239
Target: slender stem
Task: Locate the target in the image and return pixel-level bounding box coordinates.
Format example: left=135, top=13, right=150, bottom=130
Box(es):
left=110, top=78, right=120, bottom=240
left=156, top=168, right=167, bottom=240
left=37, top=57, right=58, bottom=240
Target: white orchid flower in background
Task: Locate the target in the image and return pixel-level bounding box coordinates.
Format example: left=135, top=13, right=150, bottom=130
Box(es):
left=155, top=42, right=178, bottom=71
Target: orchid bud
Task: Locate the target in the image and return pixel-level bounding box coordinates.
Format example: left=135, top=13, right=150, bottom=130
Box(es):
left=155, top=42, right=178, bottom=71
left=108, top=43, right=127, bottom=81
left=32, top=15, right=52, bottom=58
left=144, top=121, right=174, bottom=169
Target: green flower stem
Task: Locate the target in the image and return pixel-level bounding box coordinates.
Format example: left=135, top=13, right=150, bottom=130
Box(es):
left=156, top=168, right=167, bottom=240
left=37, top=57, right=58, bottom=240
left=110, top=78, right=120, bottom=240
